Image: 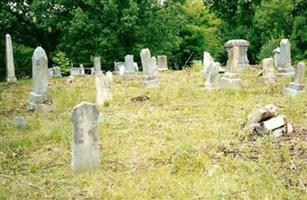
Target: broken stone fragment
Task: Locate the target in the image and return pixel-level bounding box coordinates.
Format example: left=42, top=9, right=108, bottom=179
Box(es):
left=260, top=115, right=285, bottom=131
left=246, top=104, right=278, bottom=129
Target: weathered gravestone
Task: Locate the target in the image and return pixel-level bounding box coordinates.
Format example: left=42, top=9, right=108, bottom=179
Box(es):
left=261, top=58, right=275, bottom=83
left=27, top=47, right=52, bottom=112
left=225, top=39, right=249, bottom=70
left=205, top=62, right=220, bottom=90
left=124, top=55, right=136, bottom=79
left=114, top=62, right=125, bottom=74
left=93, top=57, right=103, bottom=75
left=48, top=66, right=62, bottom=78
left=71, top=102, right=101, bottom=171
left=157, top=55, right=168, bottom=71
left=150, top=56, right=158, bottom=76
left=220, top=46, right=242, bottom=88
left=283, top=62, right=305, bottom=97
left=203, top=51, right=214, bottom=76
left=140, top=48, right=159, bottom=87
left=95, top=74, right=112, bottom=106
left=5, top=34, right=17, bottom=83
left=273, top=47, right=280, bottom=69
left=277, top=39, right=295, bottom=76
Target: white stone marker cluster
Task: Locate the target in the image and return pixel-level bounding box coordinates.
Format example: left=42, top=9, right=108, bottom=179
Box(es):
left=275, top=39, right=295, bottom=76
left=284, top=62, right=305, bottom=97
left=224, top=39, right=249, bottom=70
left=27, top=47, right=52, bottom=112
left=260, top=58, right=275, bottom=83
left=5, top=34, right=17, bottom=83
left=140, top=48, right=159, bottom=87
left=71, top=102, right=101, bottom=172
left=157, top=55, right=168, bottom=71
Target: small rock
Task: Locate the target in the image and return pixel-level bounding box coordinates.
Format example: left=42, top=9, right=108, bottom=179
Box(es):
left=15, top=116, right=26, bottom=128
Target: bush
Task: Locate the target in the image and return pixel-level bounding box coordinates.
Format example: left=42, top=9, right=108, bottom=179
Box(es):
left=52, top=51, right=70, bottom=76
left=257, top=37, right=283, bottom=61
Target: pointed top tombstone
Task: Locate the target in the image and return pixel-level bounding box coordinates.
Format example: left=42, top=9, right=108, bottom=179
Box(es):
left=5, top=34, right=17, bottom=83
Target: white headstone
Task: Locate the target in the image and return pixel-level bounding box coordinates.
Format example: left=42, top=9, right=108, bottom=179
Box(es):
left=80, top=64, right=85, bottom=76
left=157, top=55, right=168, bottom=71
left=124, top=55, right=135, bottom=79
left=140, top=48, right=159, bottom=87
left=205, top=62, right=220, bottom=90
left=203, top=51, right=214, bottom=76
left=27, top=47, right=52, bottom=112
left=106, top=71, right=113, bottom=83
left=93, top=57, right=103, bottom=75
left=277, top=39, right=295, bottom=76
left=95, top=74, right=112, bottom=106
left=5, top=34, right=17, bottom=83
left=284, top=61, right=305, bottom=97
left=261, top=58, right=275, bottom=83
left=71, top=102, right=101, bottom=171
left=273, top=47, right=280, bottom=69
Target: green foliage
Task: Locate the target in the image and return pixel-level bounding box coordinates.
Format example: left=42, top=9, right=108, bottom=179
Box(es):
left=257, top=36, right=283, bottom=61
left=52, top=51, right=70, bottom=75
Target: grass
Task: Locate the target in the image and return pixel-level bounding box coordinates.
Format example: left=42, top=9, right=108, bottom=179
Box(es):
left=0, top=66, right=306, bottom=199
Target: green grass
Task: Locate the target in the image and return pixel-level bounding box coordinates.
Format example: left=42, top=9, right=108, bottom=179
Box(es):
left=0, top=68, right=306, bottom=199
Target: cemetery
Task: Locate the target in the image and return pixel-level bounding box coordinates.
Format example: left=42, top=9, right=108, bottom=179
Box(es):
left=0, top=0, right=306, bottom=199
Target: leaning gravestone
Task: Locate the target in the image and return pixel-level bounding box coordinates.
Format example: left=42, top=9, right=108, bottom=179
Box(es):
left=205, top=62, right=220, bottom=90
left=5, top=34, right=17, bottom=83
left=220, top=46, right=242, bottom=88
left=140, top=48, right=159, bottom=87
left=203, top=51, right=214, bottom=76
left=71, top=102, right=101, bottom=171
left=277, top=39, right=295, bottom=76
left=273, top=47, right=280, bottom=69
left=284, top=62, right=305, bottom=97
left=95, top=74, right=112, bottom=106
left=261, top=58, right=275, bottom=83
left=157, top=55, right=168, bottom=71
left=124, top=55, right=136, bottom=79
left=27, top=47, right=52, bottom=112
left=224, top=39, right=249, bottom=70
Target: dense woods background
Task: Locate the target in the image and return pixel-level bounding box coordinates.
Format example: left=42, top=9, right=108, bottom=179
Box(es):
left=0, top=0, right=306, bottom=79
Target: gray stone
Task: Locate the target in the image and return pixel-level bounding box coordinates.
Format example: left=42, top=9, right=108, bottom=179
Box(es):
left=284, top=61, right=305, bottom=97
left=261, top=58, right=275, bottom=83
left=93, top=57, right=103, bottom=75
left=124, top=55, right=136, bottom=79
left=246, top=104, right=278, bottom=129
left=27, top=47, right=52, bottom=112
left=260, top=115, right=285, bottom=131
left=5, top=34, right=17, bottom=83
left=203, top=51, right=214, bottom=76
left=205, top=62, right=220, bottom=90
left=157, top=55, right=168, bottom=71
left=71, top=102, right=101, bottom=172
left=224, top=39, right=249, bottom=70
left=15, top=116, right=26, bottom=128
left=95, top=74, right=112, bottom=106
left=140, top=48, right=159, bottom=87
left=273, top=47, right=280, bottom=69
left=277, top=39, right=295, bottom=76
left=220, top=46, right=242, bottom=88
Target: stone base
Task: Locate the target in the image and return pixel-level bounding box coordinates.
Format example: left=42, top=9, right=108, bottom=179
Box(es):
left=158, top=68, right=168, bottom=71
left=27, top=92, right=52, bottom=113
left=277, top=68, right=295, bottom=77
left=6, top=76, right=17, bottom=83
left=142, top=79, right=159, bottom=88
left=238, top=64, right=250, bottom=71
left=283, top=82, right=305, bottom=97
left=220, top=73, right=242, bottom=88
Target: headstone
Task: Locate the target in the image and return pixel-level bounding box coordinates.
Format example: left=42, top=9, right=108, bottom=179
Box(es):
left=260, top=58, right=275, bottom=83
left=150, top=56, right=158, bottom=76
left=205, top=62, right=220, bottom=90
left=106, top=71, right=113, bottom=83
left=80, top=64, right=85, bottom=76
left=114, top=61, right=125, bottom=74
left=277, top=39, right=295, bottom=76
left=157, top=55, right=168, bottom=71
left=284, top=62, right=305, bottom=97
left=203, top=51, right=214, bottom=76
left=220, top=46, right=242, bottom=88
left=5, top=34, right=17, bottom=83
left=95, top=74, right=112, bottom=106
left=134, top=62, right=139, bottom=71
left=15, top=116, right=26, bottom=128
left=27, top=47, right=52, bottom=112
left=71, top=102, right=101, bottom=171
left=273, top=47, right=280, bottom=69
left=93, top=57, right=103, bottom=75
left=224, top=39, right=249, bottom=70
left=140, top=48, right=159, bottom=87
left=124, top=55, right=136, bottom=79
left=49, top=66, right=62, bottom=78
left=70, top=67, right=81, bottom=76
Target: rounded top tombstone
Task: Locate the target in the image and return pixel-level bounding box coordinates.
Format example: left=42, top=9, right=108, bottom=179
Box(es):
left=33, top=46, right=48, bottom=61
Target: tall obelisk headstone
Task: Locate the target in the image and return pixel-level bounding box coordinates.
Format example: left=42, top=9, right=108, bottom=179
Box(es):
left=220, top=46, right=242, bottom=88
left=27, top=47, right=52, bottom=112
left=71, top=102, right=101, bottom=171
left=5, top=34, right=17, bottom=83
left=140, top=48, right=159, bottom=87
left=277, top=39, right=294, bottom=76
left=283, top=62, right=305, bottom=97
